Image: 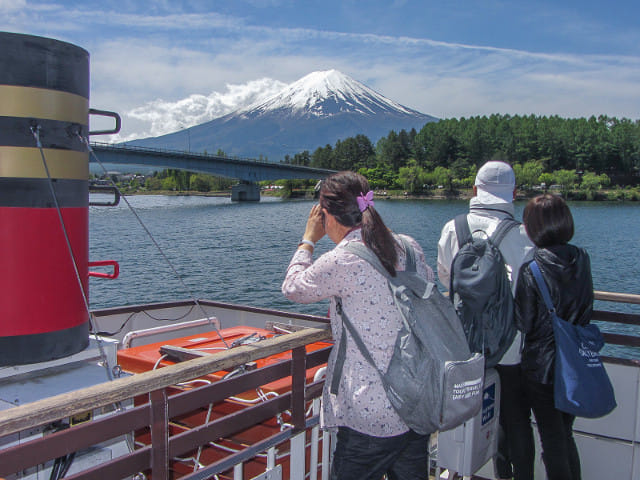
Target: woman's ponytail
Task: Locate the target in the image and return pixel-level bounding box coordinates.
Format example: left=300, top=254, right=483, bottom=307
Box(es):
left=361, top=207, right=398, bottom=276
left=320, top=171, right=398, bottom=276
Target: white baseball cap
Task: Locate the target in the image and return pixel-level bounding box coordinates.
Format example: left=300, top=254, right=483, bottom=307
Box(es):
left=474, top=161, right=516, bottom=204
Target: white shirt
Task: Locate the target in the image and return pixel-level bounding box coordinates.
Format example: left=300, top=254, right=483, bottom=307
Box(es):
left=437, top=198, right=533, bottom=364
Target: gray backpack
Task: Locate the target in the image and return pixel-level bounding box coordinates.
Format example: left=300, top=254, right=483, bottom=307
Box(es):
left=450, top=214, right=520, bottom=368
left=330, top=237, right=484, bottom=435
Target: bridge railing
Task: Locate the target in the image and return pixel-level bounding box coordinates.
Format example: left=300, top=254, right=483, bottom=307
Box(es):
left=90, top=141, right=335, bottom=174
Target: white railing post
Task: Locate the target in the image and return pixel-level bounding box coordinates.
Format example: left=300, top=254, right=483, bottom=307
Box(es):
left=309, top=398, right=321, bottom=480
left=290, top=431, right=306, bottom=479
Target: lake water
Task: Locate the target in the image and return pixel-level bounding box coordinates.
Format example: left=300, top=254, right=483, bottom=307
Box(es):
left=88, top=195, right=640, bottom=356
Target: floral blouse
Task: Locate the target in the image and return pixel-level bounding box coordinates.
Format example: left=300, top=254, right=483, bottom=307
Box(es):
left=282, top=229, right=434, bottom=437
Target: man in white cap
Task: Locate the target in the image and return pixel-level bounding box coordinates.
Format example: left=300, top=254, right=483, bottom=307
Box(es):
left=437, top=160, right=534, bottom=480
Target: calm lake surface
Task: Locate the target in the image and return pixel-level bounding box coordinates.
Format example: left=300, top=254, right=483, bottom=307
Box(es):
left=89, top=195, right=640, bottom=357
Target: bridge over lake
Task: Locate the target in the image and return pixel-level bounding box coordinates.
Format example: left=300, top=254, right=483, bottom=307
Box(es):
left=90, top=142, right=335, bottom=201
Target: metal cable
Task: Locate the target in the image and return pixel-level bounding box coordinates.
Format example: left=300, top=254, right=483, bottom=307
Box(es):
left=81, top=136, right=230, bottom=349
left=31, top=126, right=114, bottom=381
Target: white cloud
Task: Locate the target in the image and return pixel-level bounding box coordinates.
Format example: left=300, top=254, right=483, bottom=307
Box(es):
left=108, top=77, right=287, bottom=142
left=0, top=0, right=26, bottom=11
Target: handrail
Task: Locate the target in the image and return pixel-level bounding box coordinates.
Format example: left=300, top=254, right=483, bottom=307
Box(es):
left=0, top=326, right=331, bottom=437
left=594, top=290, right=640, bottom=305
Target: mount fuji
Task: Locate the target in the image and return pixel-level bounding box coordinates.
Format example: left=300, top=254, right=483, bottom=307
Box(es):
left=128, top=70, right=438, bottom=160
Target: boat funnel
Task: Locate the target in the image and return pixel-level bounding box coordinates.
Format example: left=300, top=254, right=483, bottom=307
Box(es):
left=0, top=32, right=97, bottom=365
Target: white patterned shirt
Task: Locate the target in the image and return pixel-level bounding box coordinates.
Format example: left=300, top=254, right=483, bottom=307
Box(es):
left=282, top=229, right=434, bottom=437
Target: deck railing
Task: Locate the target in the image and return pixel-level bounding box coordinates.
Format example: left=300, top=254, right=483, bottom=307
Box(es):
left=0, top=326, right=332, bottom=480
left=593, top=290, right=640, bottom=363
left=0, top=292, right=638, bottom=480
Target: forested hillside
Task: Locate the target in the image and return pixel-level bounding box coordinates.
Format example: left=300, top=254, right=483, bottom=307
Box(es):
left=284, top=114, right=640, bottom=193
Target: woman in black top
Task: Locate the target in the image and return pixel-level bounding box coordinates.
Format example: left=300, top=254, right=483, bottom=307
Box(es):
left=515, top=194, right=593, bottom=480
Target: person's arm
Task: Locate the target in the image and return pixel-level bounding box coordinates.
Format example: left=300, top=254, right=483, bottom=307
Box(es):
left=282, top=204, right=333, bottom=304
left=436, top=220, right=457, bottom=289
left=403, top=235, right=434, bottom=283
left=575, top=249, right=594, bottom=326
left=514, top=262, right=537, bottom=335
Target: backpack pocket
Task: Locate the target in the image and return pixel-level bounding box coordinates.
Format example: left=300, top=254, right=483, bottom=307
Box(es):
left=440, top=352, right=485, bottom=431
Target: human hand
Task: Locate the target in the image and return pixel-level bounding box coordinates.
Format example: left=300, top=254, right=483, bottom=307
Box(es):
left=303, top=204, right=325, bottom=244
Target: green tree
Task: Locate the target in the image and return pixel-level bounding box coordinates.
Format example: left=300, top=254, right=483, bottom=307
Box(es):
left=539, top=173, right=554, bottom=191
left=514, top=160, right=544, bottom=189
left=554, top=169, right=578, bottom=197
left=189, top=174, right=212, bottom=192
left=398, top=159, right=425, bottom=193
left=359, top=166, right=397, bottom=190
left=334, top=135, right=376, bottom=170
left=291, top=151, right=311, bottom=166
left=145, top=176, right=162, bottom=190
left=161, top=176, right=178, bottom=191
left=432, top=166, right=454, bottom=191
left=377, top=130, right=411, bottom=171
left=311, top=145, right=334, bottom=169
left=581, top=172, right=610, bottom=191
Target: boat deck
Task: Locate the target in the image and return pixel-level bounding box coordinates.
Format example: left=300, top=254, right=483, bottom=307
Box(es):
left=0, top=293, right=638, bottom=480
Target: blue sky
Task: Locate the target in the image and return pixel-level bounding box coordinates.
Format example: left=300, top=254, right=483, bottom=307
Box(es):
left=2, top=0, right=639, bottom=142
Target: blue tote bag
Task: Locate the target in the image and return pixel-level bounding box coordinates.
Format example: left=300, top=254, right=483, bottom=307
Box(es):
left=530, top=261, right=616, bottom=418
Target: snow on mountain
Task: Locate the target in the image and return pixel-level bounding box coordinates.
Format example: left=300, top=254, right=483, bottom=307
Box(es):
left=239, top=69, right=421, bottom=118
left=128, top=70, right=438, bottom=160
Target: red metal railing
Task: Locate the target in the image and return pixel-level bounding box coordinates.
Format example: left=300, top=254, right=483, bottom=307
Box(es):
left=0, top=327, right=332, bottom=479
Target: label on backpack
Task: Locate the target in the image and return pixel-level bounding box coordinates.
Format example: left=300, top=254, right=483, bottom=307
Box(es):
left=451, top=377, right=483, bottom=400
left=440, top=352, right=484, bottom=431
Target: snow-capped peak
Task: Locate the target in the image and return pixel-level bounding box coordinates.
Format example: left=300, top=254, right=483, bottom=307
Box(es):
left=238, top=70, right=420, bottom=118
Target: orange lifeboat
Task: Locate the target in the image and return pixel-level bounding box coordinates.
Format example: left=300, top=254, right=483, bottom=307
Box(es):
left=117, top=326, right=332, bottom=479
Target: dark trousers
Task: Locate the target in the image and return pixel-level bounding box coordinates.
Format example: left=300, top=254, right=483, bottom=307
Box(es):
left=526, top=380, right=581, bottom=480
left=330, top=427, right=430, bottom=480
left=494, top=364, right=534, bottom=480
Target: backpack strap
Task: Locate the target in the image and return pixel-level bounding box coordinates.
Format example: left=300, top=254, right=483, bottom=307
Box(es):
left=454, top=214, right=473, bottom=249
left=529, top=261, right=556, bottom=314
left=342, top=235, right=417, bottom=276
left=399, top=236, right=417, bottom=273
left=456, top=213, right=519, bottom=250
left=330, top=236, right=417, bottom=395
left=330, top=297, right=383, bottom=395
left=330, top=298, right=347, bottom=395
left=490, top=217, right=521, bottom=249
left=330, top=241, right=385, bottom=396
left=343, top=242, right=391, bottom=279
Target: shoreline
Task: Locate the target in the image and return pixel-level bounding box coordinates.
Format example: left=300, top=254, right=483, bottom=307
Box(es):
left=111, top=188, right=639, bottom=202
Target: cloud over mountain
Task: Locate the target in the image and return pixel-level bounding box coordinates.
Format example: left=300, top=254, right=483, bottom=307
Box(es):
left=113, top=78, right=287, bottom=142
left=127, top=70, right=437, bottom=160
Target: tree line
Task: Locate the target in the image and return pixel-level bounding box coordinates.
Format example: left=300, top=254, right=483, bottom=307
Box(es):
left=111, top=114, right=640, bottom=199
left=282, top=114, right=640, bottom=193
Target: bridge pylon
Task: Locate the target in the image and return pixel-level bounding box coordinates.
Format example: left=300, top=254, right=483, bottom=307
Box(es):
left=231, top=181, right=260, bottom=202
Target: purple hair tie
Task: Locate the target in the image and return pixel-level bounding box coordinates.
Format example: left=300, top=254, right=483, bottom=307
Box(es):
left=357, top=190, right=375, bottom=212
